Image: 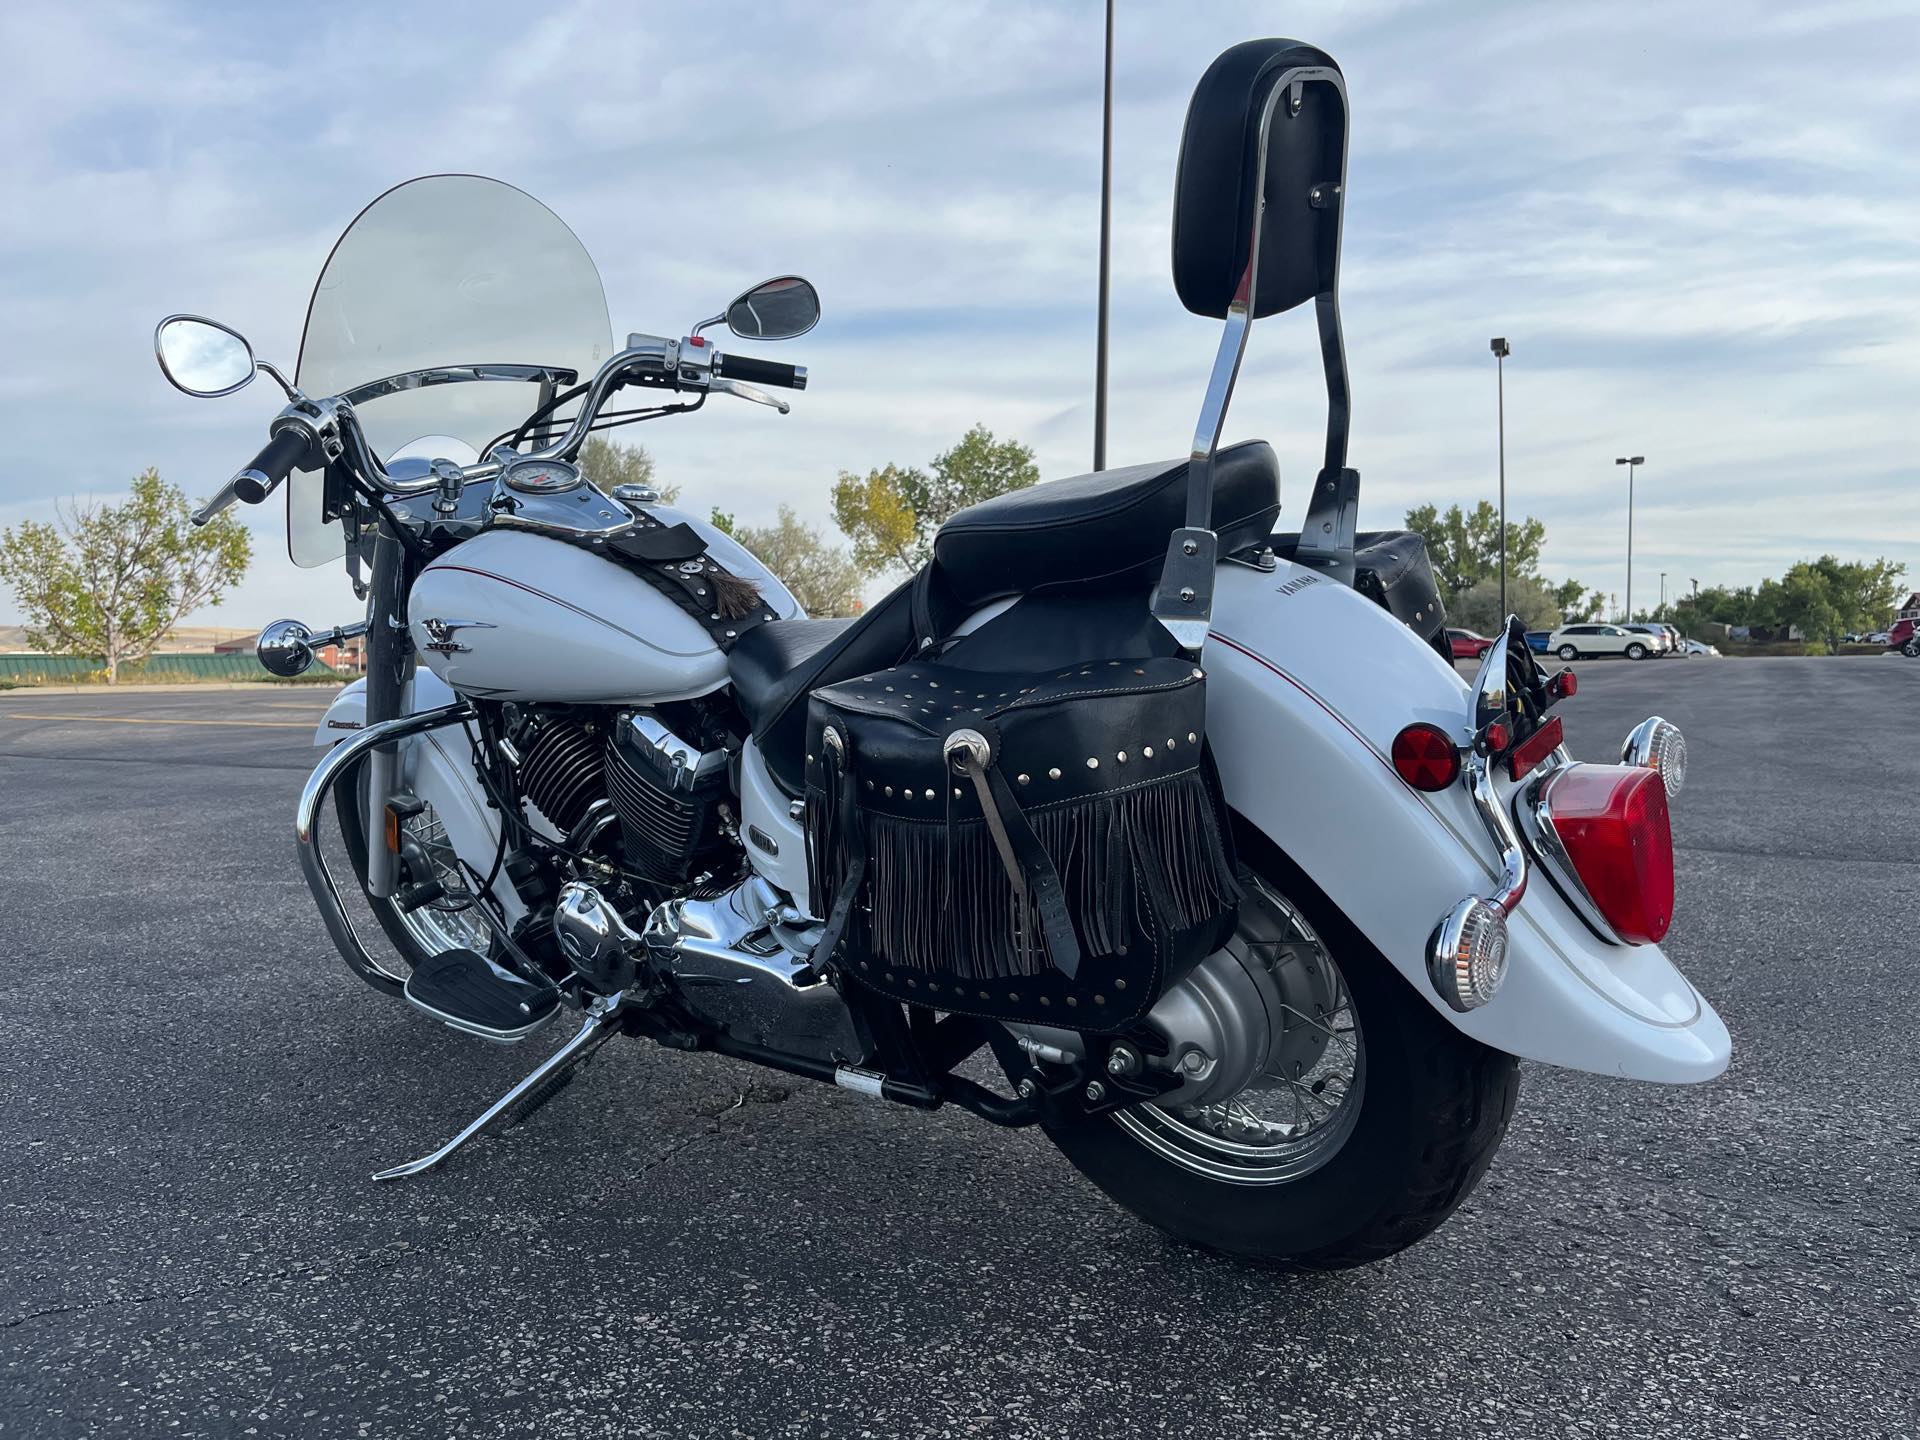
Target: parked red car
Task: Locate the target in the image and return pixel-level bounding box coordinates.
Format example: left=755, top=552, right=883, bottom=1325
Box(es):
left=1447, top=628, right=1495, bottom=660
left=1890, top=616, right=1917, bottom=656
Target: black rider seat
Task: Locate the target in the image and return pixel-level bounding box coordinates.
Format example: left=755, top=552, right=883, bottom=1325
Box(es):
left=727, top=440, right=1281, bottom=795
left=729, top=587, right=914, bottom=797
left=929, top=439, right=1279, bottom=610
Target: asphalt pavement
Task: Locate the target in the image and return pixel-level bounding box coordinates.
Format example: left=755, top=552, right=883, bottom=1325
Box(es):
left=2, top=659, right=1917, bottom=1439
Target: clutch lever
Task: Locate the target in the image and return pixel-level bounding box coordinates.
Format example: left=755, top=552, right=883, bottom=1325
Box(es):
left=708, top=375, right=790, bottom=415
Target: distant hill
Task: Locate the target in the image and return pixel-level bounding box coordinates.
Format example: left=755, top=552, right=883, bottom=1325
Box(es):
left=0, top=624, right=255, bottom=654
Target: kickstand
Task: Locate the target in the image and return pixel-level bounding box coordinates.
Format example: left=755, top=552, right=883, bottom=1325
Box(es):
left=372, top=994, right=624, bottom=1182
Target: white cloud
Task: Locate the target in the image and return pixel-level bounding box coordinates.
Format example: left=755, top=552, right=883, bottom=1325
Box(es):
left=0, top=0, right=1914, bottom=633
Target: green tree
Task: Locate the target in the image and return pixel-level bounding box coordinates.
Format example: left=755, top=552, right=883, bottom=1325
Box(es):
left=1451, top=575, right=1564, bottom=634
left=0, top=470, right=252, bottom=683
left=830, top=463, right=920, bottom=575
left=1670, top=584, right=1759, bottom=634
left=833, top=424, right=1039, bottom=577
left=729, top=506, right=863, bottom=617
left=1748, top=556, right=1906, bottom=652
left=1548, top=577, right=1607, bottom=623
left=581, top=436, right=679, bottom=503
left=1404, top=500, right=1546, bottom=600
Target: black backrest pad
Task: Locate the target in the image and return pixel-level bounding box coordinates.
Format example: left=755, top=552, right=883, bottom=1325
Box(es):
left=931, top=440, right=1280, bottom=613
left=1172, top=39, right=1345, bottom=319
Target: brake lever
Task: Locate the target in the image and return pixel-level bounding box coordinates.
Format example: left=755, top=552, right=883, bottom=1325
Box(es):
left=708, top=375, right=790, bottom=415
left=190, top=481, right=243, bottom=527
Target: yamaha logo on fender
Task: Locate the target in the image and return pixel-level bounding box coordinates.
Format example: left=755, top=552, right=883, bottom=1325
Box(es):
left=1275, top=574, right=1322, bottom=596
left=421, top=617, right=497, bottom=655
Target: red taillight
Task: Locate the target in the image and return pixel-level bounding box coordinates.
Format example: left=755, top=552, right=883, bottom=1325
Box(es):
left=1550, top=668, right=1577, bottom=699
left=1392, top=723, right=1460, bottom=791
left=1548, top=765, right=1674, bottom=943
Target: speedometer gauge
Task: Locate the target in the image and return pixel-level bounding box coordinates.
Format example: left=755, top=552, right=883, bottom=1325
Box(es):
left=503, top=459, right=583, bottom=495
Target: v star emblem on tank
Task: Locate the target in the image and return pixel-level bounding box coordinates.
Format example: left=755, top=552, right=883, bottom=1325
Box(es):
left=420, top=617, right=496, bottom=655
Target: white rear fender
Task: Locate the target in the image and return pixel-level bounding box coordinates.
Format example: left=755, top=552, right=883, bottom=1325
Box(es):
left=1205, top=560, right=1729, bottom=1084
left=315, top=673, right=523, bottom=925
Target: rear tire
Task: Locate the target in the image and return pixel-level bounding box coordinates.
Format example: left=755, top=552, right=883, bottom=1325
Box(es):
left=1903, top=640, right=1919, bottom=658
left=1008, top=857, right=1519, bottom=1270
left=1556, top=644, right=1578, bottom=660
left=1626, top=642, right=1648, bottom=660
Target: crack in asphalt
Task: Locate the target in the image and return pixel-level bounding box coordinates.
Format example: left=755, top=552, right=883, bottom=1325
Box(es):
left=1, top=1244, right=423, bottom=1332
left=1675, top=841, right=1920, bottom=867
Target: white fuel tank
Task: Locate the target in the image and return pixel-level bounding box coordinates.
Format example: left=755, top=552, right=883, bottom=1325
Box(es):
left=407, top=507, right=800, bottom=704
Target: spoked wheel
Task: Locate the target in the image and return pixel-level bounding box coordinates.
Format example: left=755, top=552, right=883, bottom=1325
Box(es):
left=334, top=757, right=495, bottom=995
left=1007, top=864, right=1519, bottom=1270
left=1110, top=883, right=1365, bottom=1185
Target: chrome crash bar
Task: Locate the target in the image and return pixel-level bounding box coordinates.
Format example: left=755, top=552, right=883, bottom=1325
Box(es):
left=296, top=702, right=475, bottom=986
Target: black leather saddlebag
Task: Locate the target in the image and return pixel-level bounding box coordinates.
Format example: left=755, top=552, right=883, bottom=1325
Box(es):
left=804, top=655, right=1240, bottom=1030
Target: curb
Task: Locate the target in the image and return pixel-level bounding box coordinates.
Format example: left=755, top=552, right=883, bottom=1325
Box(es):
left=0, top=682, right=348, bottom=698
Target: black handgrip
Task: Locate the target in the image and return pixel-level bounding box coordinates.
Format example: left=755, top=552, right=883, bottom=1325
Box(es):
left=717, top=352, right=807, bottom=390
left=232, top=427, right=310, bottom=504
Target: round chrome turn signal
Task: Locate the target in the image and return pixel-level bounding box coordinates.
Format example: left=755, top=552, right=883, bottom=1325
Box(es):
left=1429, top=897, right=1510, bottom=1012
left=1621, top=716, right=1687, bottom=797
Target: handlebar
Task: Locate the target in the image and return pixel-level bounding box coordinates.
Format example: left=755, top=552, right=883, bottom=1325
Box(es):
left=232, top=427, right=311, bottom=504
left=716, top=352, right=807, bottom=391
left=199, top=334, right=808, bottom=525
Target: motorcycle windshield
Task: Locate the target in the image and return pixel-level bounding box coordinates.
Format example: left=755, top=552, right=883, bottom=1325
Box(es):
left=287, top=175, right=613, bottom=566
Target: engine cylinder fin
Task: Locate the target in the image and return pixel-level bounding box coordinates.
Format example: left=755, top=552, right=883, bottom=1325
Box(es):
left=604, top=726, right=727, bottom=883
left=518, top=718, right=605, bottom=835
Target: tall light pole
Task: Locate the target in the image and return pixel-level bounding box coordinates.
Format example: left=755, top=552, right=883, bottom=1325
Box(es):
left=1092, top=0, right=1114, bottom=472
left=1491, top=338, right=1510, bottom=618
left=1615, top=455, right=1645, bottom=619
left=1660, top=571, right=1668, bottom=615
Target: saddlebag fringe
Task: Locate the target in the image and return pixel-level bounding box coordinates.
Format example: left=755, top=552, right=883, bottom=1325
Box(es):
left=813, top=767, right=1238, bottom=982
left=803, top=653, right=1240, bottom=1029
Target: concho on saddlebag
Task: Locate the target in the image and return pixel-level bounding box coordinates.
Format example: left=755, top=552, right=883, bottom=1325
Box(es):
left=803, top=655, right=1239, bottom=1030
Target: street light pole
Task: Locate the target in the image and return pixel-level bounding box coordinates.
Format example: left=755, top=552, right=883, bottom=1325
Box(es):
left=1092, top=0, right=1114, bottom=472
left=1491, top=338, right=1510, bottom=618
left=1660, top=571, right=1667, bottom=614
left=1615, top=455, right=1645, bottom=619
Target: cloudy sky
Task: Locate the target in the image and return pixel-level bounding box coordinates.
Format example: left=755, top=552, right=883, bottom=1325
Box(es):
left=1, top=0, right=1915, bottom=630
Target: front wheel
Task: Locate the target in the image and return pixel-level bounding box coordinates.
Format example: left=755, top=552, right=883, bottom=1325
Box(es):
left=334, top=756, right=496, bottom=995
left=1556, top=644, right=1578, bottom=660
left=1008, top=868, right=1519, bottom=1270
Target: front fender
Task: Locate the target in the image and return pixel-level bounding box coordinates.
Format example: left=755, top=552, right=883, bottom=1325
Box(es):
left=1204, top=561, right=1729, bottom=1083
left=313, top=670, right=523, bottom=925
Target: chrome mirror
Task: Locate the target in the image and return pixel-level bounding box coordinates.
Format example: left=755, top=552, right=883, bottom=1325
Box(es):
left=256, top=619, right=316, bottom=678
left=155, top=315, right=257, bottom=397
left=1470, top=620, right=1515, bottom=734
left=724, top=277, right=820, bottom=341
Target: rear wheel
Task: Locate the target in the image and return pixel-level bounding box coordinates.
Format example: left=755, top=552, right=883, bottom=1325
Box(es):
left=1008, top=866, right=1519, bottom=1269
left=334, top=757, right=495, bottom=995
left=1903, top=640, right=1919, bottom=658
left=1625, top=642, right=1648, bottom=660
left=1556, top=644, right=1578, bottom=660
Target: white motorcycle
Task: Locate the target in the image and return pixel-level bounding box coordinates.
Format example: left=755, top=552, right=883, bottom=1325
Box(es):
left=154, top=39, right=1727, bottom=1269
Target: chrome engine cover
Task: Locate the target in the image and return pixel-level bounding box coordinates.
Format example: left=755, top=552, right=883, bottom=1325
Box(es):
left=644, top=877, right=863, bottom=1064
